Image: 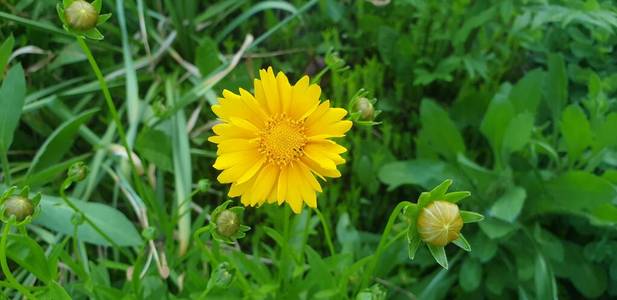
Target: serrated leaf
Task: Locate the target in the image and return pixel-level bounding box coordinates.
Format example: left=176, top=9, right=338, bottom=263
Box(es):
left=453, top=234, right=471, bottom=252
left=428, top=244, right=448, bottom=269
left=461, top=210, right=484, bottom=223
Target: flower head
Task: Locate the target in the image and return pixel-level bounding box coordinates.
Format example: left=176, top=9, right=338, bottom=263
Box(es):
left=209, top=67, right=352, bottom=213
left=417, top=200, right=464, bottom=246
left=1, top=186, right=41, bottom=225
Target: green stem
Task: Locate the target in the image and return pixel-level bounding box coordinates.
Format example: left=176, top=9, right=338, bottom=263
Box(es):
left=1, top=152, right=11, bottom=186
left=59, top=179, right=133, bottom=260
left=0, top=223, right=35, bottom=299
left=75, top=36, right=149, bottom=209
left=315, top=208, right=335, bottom=256
left=360, top=201, right=412, bottom=289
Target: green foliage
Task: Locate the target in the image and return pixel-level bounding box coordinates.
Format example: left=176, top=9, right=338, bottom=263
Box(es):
left=1, top=0, right=617, bottom=299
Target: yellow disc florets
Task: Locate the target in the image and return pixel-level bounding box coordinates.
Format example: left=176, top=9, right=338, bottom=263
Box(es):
left=258, top=114, right=307, bottom=167
left=417, top=201, right=464, bottom=246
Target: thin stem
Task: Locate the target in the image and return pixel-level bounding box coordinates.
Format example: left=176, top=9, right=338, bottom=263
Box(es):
left=360, top=201, right=412, bottom=289
left=0, top=223, right=35, bottom=299
left=75, top=36, right=149, bottom=208
left=59, top=179, right=133, bottom=260
left=1, top=152, right=11, bottom=186
left=315, top=208, right=336, bottom=256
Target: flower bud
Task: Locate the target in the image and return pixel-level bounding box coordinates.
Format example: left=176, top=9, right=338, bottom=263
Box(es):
left=68, top=161, right=88, bottom=182
left=3, top=196, right=34, bottom=222
left=65, top=0, right=98, bottom=31
left=197, top=179, right=210, bottom=193
left=216, top=210, right=240, bottom=237
left=355, top=97, right=375, bottom=121
left=417, top=201, right=463, bottom=246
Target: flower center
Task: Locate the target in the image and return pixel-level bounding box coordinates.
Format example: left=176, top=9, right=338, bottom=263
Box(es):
left=258, top=114, right=307, bottom=167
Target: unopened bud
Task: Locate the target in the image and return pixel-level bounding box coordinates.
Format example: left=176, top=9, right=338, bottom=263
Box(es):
left=216, top=210, right=240, bottom=237
left=417, top=201, right=463, bottom=246
left=65, top=0, right=99, bottom=31
left=355, top=98, right=375, bottom=121
left=3, top=196, right=34, bottom=222
left=68, top=162, right=88, bottom=182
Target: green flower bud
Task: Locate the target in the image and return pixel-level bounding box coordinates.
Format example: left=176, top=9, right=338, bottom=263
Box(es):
left=216, top=210, right=240, bottom=238
left=197, top=179, right=210, bottom=193
left=65, top=0, right=99, bottom=31
left=3, top=196, right=34, bottom=222
left=355, top=97, right=375, bottom=121
left=68, top=161, right=88, bottom=182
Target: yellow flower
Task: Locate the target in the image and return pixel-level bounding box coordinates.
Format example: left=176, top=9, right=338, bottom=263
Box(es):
left=209, top=67, right=352, bottom=213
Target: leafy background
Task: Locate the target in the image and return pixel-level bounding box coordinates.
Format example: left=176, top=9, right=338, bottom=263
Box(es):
left=1, top=0, right=617, bottom=299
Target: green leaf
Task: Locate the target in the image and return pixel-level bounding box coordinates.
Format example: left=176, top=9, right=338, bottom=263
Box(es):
left=84, top=28, right=104, bottom=40
left=596, top=113, right=617, bottom=148
left=97, top=13, right=112, bottom=25
left=553, top=242, right=607, bottom=298
left=136, top=128, right=173, bottom=172
left=35, top=193, right=142, bottom=246
left=478, top=217, right=516, bottom=239
left=429, top=179, right=452, bottom=199
left=408, top=232, right=421, bottom=260
left=534, top=254, right=558, bottom=300
left=502, top=113, right=534, bottom=157
left=453, top=234, right=471, bottom=252
left=480, top=84, right=515, bottom=163
left=92, top=0, right=102, bottom=13
left=490, top=186, right=526, bottom=222
left=428, top=244, right=448, bottom=269
left=459, top=258, right=481, bottom=292
left=443, top=191, right=471, bottom=203
left=0, top=64, right=26, bottom=154
left=6, top=234, right=52, bottom=283
left=0, top=35, right=15, bottom=80
left=529, top=171, right=617, bottom=225
left=378, top=159, right=467, bottom=191
left=509, top=69, right=544, bottom=115
left=460, top=210, right=484, bottom=223
left=418, top=99, right=466, bottom=161
left=195, top=37, right=221, bottom=76
left=545, top=53, right=568, bottom=123
left=561, top=105, right=592, bottom=164
left=40, top=281, right=72, bottom=300
left=26, top=108, right=98, bottom=177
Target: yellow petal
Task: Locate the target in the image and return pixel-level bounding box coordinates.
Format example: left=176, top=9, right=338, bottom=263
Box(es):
left=236, top=157, right=266, bottom=184
left=259, top=67, right=281, bottom=114
left=248, top=164, right=279, bottom=205
left=213, top=150, right=259, bottom=170
left=277, top=72, right=292, bottom=115
left=277, top=167, right=288, bottom=204
left=304, top=145, right=337, bottom=170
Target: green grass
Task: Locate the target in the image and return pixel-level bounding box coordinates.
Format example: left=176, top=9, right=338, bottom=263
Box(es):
left=2, top=0, right=617, bottom=299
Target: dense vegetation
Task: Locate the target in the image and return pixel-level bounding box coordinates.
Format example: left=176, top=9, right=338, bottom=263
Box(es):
left=1, top=0, right=617, bottom=299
